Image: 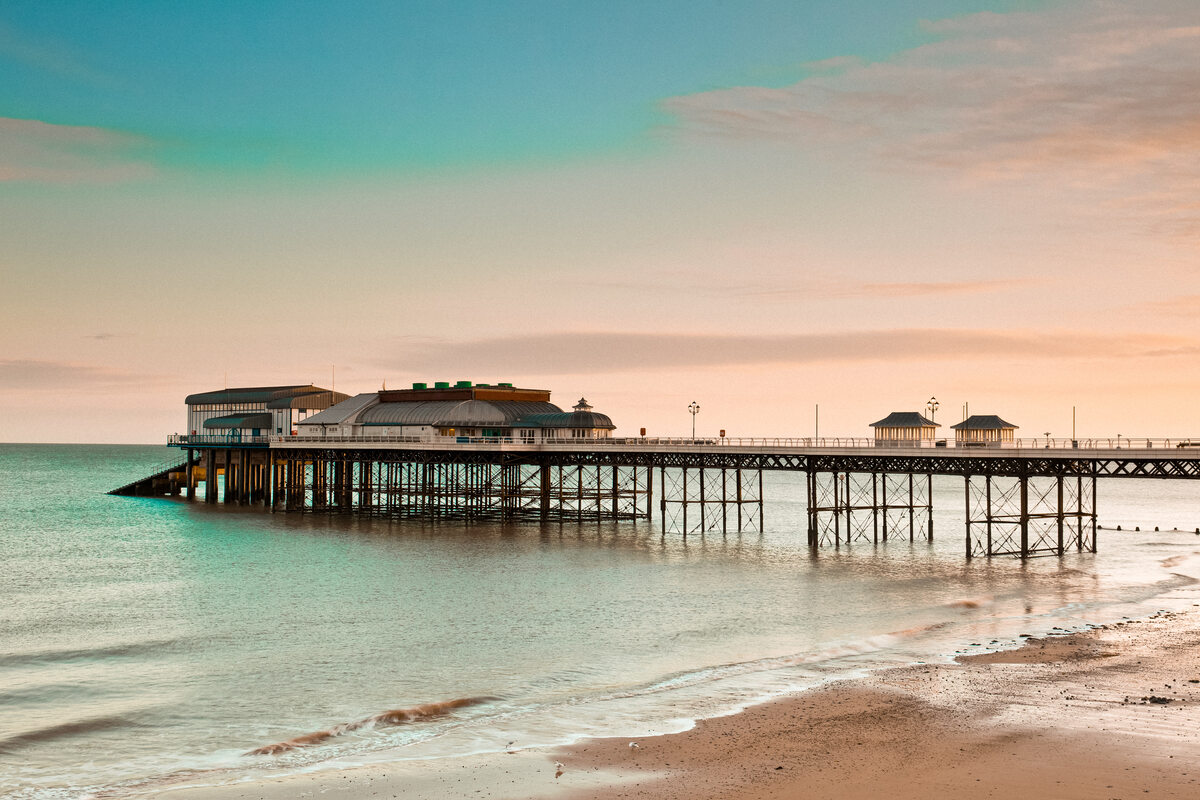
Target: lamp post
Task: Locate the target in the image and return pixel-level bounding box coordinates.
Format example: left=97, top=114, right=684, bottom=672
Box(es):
left=688, top=401, right=700, bottom=441
left=926, top=396, right=939, bottom=423
left=1044, top=431, right=1051, bottom=448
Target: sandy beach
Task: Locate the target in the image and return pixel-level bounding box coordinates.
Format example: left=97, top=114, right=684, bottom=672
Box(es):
left=146, top=605, right=1200, bottom=800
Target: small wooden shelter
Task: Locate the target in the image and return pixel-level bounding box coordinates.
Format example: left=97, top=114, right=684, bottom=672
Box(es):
left=950, top=414, right=1018, bottom=446
left=869, top=412, right=940, bottom=446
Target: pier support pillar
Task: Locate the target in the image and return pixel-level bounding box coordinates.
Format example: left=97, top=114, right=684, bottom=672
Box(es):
left=658, top=466, right=762, bottom=536
left=539, top=463, right=551, bottom=520
left=965, top=473, right=1097, bottom=558
left=806, top=471, right=931, bottom=548
left=204, top=449, right=217, bottom=503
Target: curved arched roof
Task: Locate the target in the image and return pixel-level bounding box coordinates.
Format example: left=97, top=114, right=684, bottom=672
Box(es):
left=359, top=399, right=562, bottom=427
left=513, top=410, right=616, bottom=430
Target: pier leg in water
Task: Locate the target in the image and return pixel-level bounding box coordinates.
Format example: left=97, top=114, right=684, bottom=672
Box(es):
left=964, top=473, right=1097, bottom=557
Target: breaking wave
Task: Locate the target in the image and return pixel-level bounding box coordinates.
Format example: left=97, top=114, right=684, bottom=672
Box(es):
left=245, top=696, right=496, bottom=756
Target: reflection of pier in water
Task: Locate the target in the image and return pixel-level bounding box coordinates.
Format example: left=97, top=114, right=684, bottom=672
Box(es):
left=116, top=436, right=1200, bottom=559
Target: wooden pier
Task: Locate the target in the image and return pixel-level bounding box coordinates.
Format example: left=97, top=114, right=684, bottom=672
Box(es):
left=114, top=436, right=1200, bottom=558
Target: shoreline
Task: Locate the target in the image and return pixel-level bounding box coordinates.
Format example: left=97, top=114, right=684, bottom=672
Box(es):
left=557, top=608, right=1200, bottom=799
left=144, top=605, right=1200, bottom=800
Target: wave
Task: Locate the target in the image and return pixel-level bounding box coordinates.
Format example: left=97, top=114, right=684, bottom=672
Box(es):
left=0, top=714, right=144, bottom=755
left=584, top=621, right=954, bottom=707
left=244, top=696, right=496, bottom=756
left=0, top=638, right=184, bottom=668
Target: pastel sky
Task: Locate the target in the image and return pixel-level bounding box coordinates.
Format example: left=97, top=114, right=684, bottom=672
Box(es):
left=3, top=0, right=1199, bottom=443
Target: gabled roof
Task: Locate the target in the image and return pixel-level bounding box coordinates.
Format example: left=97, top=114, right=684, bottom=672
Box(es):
left=185, top=385, right=333, bottom=405
left=266, top=390, right=349, bottom=409
left=951, top=414, right=1018, bottom=431
left=295, top=392, right=380, bottom=426
left=869, top=412, right=939, bottom=428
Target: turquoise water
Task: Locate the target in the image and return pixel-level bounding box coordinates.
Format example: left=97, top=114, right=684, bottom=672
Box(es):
left=2, top=444, right=1200, bottom=798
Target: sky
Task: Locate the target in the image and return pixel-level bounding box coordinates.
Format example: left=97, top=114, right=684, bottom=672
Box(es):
left=2, top=0, right=1199, bottom=443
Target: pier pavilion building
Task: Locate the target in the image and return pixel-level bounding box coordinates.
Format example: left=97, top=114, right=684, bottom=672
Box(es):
left=869, top=412, right=940, bottom=446
left=185, top=385, right=349, bottom=438
left=296, top=383, right=616, bottom=441
left=951, top=414, right=1018, bottom=447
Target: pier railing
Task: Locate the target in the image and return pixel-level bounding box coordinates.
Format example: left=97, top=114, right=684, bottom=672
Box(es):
left=168, top=434, right=270, bottom=446
left=254, top=434, right=1200, bottom=450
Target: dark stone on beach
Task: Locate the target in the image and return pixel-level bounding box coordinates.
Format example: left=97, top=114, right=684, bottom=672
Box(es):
left=1141, top=696, right=1172, bottom=704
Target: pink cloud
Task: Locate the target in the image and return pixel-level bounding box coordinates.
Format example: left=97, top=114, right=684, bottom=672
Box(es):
left=558, top=274, right=1035, bottom=301
left=0, top=117, right=156, bottom=183
left=660, top=0, right=1200, bottom=240
left=381, top=329, right=1198, bottom=375
left=0, top=359, right=169, bottom=392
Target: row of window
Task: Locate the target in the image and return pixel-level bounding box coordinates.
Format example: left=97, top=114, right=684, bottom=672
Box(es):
left=190, top=403, right=265, bottom=412
left=190, top=403, right=313, bottom=413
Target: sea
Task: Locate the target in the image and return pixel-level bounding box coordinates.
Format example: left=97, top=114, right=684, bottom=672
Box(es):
left=3, top=443, right=1200, bottom=799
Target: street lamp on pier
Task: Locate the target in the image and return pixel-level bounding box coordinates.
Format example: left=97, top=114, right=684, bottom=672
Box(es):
left=688, top=401, right=700, bottom=441
left=926, top=396, right=939, bottom=423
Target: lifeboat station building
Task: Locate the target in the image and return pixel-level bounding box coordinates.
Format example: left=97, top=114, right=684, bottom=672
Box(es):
left=869, top=412, right=940, bottom=446
left=185, top=385, right=349, bottom=439
left=951, top=414, right=1018, bottom=447
left=296, top=382, right=616, bottom=442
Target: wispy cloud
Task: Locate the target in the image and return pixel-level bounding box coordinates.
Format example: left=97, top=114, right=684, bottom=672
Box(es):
left=0, top=360, right=167, bottom=392
left=381, top=329, right=1195, bottom=374
left=0, top=117, right=156, bottom=183
left=733, top=278, right=1032, bottom=300
left=563, top=274, right=1035, bottom=301
left=661, top=0, right=1200, bottom=239
left=1123, top=294, right=1200, bottom=316
left=0, top=19, right=115, bottom=86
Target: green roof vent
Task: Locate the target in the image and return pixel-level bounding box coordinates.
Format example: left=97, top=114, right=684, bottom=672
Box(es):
left=412, top=382, right=427, bottom=390
left=434, top=381, right=450, bottom=389
left=455, top=380, right=472, bottom=388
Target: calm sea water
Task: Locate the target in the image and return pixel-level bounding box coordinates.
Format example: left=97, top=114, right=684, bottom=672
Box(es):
left=3, top=443, right=1200, bottom=798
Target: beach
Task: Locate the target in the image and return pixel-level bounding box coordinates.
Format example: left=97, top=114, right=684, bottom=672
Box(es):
left=147, top=605, right=1200, bottom=800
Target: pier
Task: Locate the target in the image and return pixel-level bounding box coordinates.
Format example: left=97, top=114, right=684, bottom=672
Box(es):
left=119, top=433, right=1200, bottom=559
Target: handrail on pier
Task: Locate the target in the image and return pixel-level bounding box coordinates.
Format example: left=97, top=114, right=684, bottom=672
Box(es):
left=161, top=433, right=1200, bottom=451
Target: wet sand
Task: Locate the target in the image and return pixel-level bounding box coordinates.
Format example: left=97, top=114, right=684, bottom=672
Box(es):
left=147, top=609, right=1200, bottom=800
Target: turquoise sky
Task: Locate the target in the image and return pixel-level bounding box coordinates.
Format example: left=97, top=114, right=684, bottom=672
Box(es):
left=1, top=0, right=1040, bottom=174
